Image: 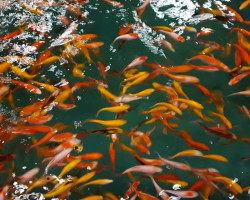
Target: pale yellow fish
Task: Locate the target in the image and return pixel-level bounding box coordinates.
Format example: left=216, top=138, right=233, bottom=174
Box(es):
left=209, top=112, right=232, bottom=129
left=97, top=86, right=117, bottom=101
left=10, top=66, right=38, bottom=79
left=96, top=105, right=130, bottom=117
left=200, top=154, right=228, bottom=162
left=83, top=179, right=113, bottom=187
left=129, top=88, right=155, bottom=97
left=84, top=119, right=127, bottom=127
left=173, top=81, right=189, bottom=99
left=75, top=171, right=96, bottom=185
left=30, top=80, right=59, bottom=93
left=80, top=195, right=103, bottom=200
left=169, top=98, right=204, bottom=110
left=170, top=150, right=203, bottom=159
left=212, top=176, right=242, bottom=194
left=58, top=159, right=81, bottom=179
left=153, top=102, right=182, bottom=115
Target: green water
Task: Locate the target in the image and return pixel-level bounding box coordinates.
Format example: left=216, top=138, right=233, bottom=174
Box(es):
left=0, top=0, right=250, bottom=199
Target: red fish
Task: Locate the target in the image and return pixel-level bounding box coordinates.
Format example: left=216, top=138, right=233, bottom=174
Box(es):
left=0, top=30, right=21, bottom=41
left=109, top=142, right=115, bottom=172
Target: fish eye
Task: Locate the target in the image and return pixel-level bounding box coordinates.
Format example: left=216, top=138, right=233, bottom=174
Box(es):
left=74, top=144, right=83, bottom=153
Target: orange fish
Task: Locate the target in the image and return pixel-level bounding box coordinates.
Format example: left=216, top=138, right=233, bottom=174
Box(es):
left=109, top=142, right=115, bottom=172
left=27, top=131, right=57, bottom=152
left=163, top=71, right=200, bottom=84
left=11, top=80, right=41, bottom=94
left=188, top=55, right=230, bottom=72
left=194, top=84, right=215, bottom=102
left=229, top=72, right=250, bottom=86
left=0, top=30, right=21, bottom=41
left=21, top=115, right=53, bottom=124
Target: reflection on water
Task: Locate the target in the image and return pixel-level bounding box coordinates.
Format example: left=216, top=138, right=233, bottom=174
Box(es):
left=0, top=0, right=250, bottom=199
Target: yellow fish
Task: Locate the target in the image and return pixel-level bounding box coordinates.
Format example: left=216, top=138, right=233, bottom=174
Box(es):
left=80, top=195, right=103, bottom=200
left=83, top=179, right=113, bottom=187
left=84, top=119, right=127, bottom=127
left=169, top=98, right=204, bottom=110
left=96, top=105, right=130, bottom=117
left=200, top=154, right=228, bottom=162
left=129, top=88, right=155, bottom=97
left=153, top=102, right=182, bottom=115
left=97, top=86, right=117, bottom=101
left=58, top=159, right=81, bottom=179
left=75, top=171, right=96, bottom=185
left=29, top=80, right=59, bottom=93
left=0, top=61, right=12, bottom=74
left=10, top=66, right=38, bottom=79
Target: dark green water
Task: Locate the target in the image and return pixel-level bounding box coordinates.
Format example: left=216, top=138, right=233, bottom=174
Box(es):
left=0, top=0, right=250, bottom=199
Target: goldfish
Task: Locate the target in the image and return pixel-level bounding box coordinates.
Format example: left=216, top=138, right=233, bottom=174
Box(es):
left=21, top=115, right=53, bottom=124
left=128, top=88, right=155, bottom=97
left=239, top=0, right=250, bottom=10
left=187, top=55, right=230, bottom=72
left=30, top=80, right=59, bottom=93
left=0, top=30, right=21, bottom=41
left=200, top=154, right=228, bottom=162
left=84, top=119, right=126, bottom=127
left=58, top=159, right=81, bottom=178
left=97, top=86, right=117, bottom=100
left=10, top=66, right=38, bottom=80
left=27, top=130, right=57, bottom=152
left=229, top=72, right=250, bottom=86
left=163, top=71, right=200, bottom=83
left=113, top=33, right=139, bottom=44
left=109, top=142, right=115, bottom=172
left=155, top=29, right=185, bottom=42
left=96, top=105, right=130, bottom=117
left=75, top=171, right=96, bottom=185
left=153, top=102, right=182, bottom=115
left=44, top=148, right=73, bottom=174
left=169, top=98, right=204, bottom=109
left=212, top=176, right=242, bottom=194
left=122, top=56, right=148, bottom=73
left=80, top=195, right=103, bottom=200
left=101, top=0, right=124, bottom=7
left=180, top=130, right=210, bottom=151
left=195, top=84, right=215, bottom=102
left=83, top=179, right=113, bottom=187
left=157, top=39, right=175, bottom=52
left=0, top=61, right=12, bottom=74
left=209, top=112, right=232, bottom=129
left=122, top=165, right=162, bottom=175
left=170, top=150, right=203, bottom=159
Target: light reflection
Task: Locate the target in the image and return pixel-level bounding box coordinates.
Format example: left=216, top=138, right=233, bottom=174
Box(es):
left=150, top=0, right=197, bottom=24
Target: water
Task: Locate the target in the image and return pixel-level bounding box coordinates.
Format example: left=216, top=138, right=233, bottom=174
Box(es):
left=0, top=0, right=250, bottom=199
